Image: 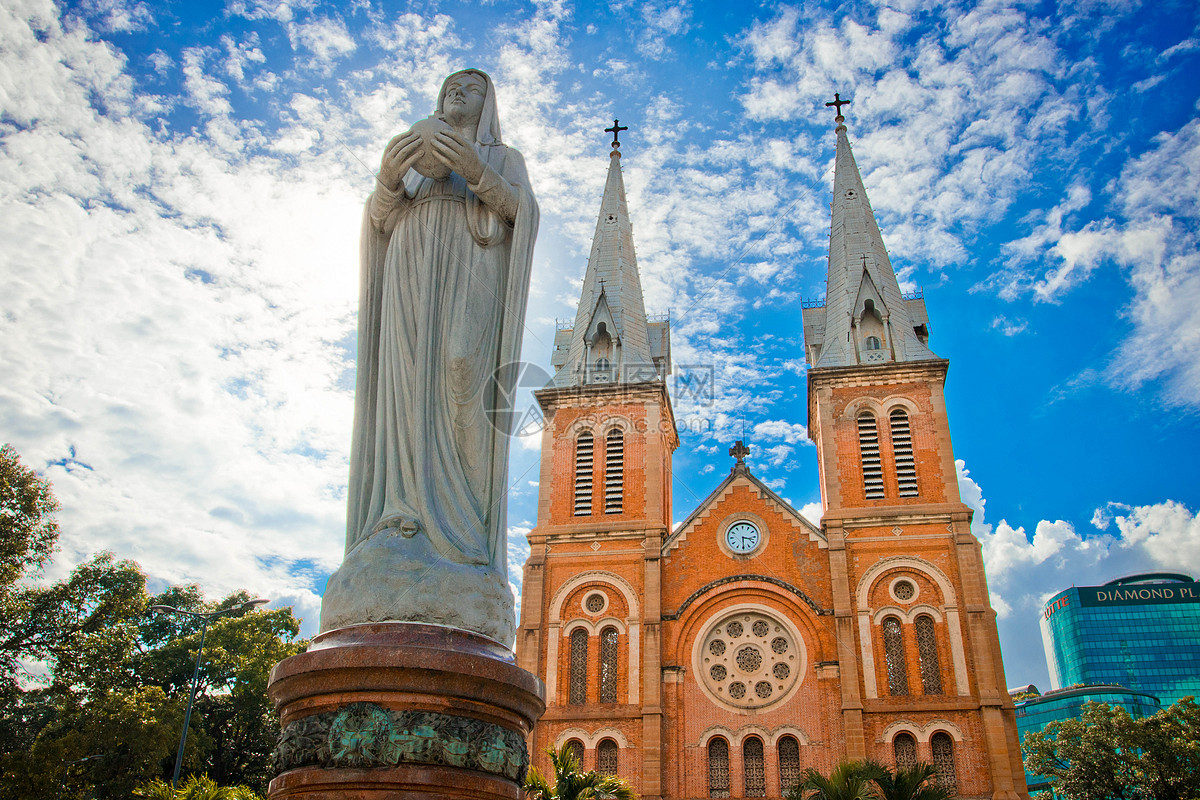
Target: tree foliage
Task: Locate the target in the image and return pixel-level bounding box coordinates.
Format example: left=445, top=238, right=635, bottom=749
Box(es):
left=525, top=743, right=637, bottom=800
left=0, top=445, right=306, bottom=799
left=1022, top=697, right=1200, bottom=800
left=134, top=774, right=265, bottom=799
left=786, top=760, right=953, bottom=800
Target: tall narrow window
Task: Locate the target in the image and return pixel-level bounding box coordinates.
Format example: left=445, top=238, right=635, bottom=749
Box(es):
left=707, top=738, right=730, bottom=798
left=597, top=739, right=618, bottom=776
left=743, top=737, right=765, bottom=797
left=893, top=732, right=917, bottom=770
left=890, top=409, right=918, bottom=497
left=565, top=739, right=584, bottom=767
left=574, top=432, right=593, bottom=516
left=599, top=626, right=619, bottom=703
left=569, top=628, right=588, bottom=704
left=604, top=429, right=624, bottom=514
left=778, top=736, right=801, bottom=795
left=931, top=733, right=958, bottom=794
left=882, top=616, right=909, bottom=696
left=858, top=413, right=884, bottom=499
left=915, top=615, right=943, bottom=694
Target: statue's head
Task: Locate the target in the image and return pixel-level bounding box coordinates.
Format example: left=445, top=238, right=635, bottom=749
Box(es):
left=437, top=69, right=501, bottom=145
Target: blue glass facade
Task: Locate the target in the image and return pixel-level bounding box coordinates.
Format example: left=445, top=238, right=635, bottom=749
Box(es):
left=1013, top=685, right=1161, bottom=793
left=1040, top=573, right=1200, bottom=707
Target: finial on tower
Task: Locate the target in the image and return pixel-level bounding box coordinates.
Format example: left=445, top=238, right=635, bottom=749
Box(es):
left=605, top=119, right=629, bottom=156
left=825, top=92, right=852, bottom=128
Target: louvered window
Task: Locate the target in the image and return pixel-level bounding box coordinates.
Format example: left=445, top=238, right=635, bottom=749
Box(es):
left=891, top=409, right=918, bottom=497
left=915, top=615, right=943, bottom=695
left=569, top=629, right=588, bottom=704
left=882, top=616, right=909, bottom=696
left=893, top=732, right=917, bottom=770
left=858, top=413, right=884, bottom=499
left=778, top=736, right=801, bottom=794
left=743, top=737, right=765, bottom=797
left=600, top=626, right=619, bottom=703
left=574, top=432, right=593, bottom=516
left=707, top=738, right=730, bottom=798
left=931, top=733, right=958, bottom=794
left=566, top=739, right=584, bottom=767
left=597, top=739, right=618, bottom=776
left=604, top=429, right=624, bottom=514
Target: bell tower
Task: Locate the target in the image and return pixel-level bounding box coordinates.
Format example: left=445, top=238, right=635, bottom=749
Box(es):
left=803, top=101, right=1030, bottom=799
left=517, top=124, right=676, bottom=798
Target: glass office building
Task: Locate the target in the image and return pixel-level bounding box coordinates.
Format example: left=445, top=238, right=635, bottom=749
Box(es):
left=1040, top=572, right=1200, bottom=707
left=1013, top=684, right=1161, bottom=793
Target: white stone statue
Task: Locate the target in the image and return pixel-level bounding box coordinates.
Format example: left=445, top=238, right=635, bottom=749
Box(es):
left=320, top=69, right=538, bottom=646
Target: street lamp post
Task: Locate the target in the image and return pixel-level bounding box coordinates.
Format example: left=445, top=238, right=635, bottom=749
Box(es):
left=150, top=597, right=269, bottom=790
left=55, top=753, right=102, bottom=800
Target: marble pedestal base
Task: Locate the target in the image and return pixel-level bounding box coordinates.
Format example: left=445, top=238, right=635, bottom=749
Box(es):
left=267, top=622, right=545, bottom=800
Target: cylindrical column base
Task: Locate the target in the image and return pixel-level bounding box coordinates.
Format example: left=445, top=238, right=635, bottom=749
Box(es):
left=267, top=622, right=545, bottom=800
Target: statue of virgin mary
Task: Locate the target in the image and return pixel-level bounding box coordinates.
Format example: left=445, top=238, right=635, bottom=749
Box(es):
left=320, top=69, right=538, bottom=646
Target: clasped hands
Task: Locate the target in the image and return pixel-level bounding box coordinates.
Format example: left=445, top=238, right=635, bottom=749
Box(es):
left=379, top=127, right=485, bottom=191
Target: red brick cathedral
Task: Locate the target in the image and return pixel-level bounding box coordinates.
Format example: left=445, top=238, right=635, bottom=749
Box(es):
left=516, top=114, right=1029, bottom=800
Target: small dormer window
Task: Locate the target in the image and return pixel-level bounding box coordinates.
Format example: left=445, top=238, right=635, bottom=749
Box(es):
left=596, top=357, right=610, bottom=371
left=865, top=336, right=881, bottom=351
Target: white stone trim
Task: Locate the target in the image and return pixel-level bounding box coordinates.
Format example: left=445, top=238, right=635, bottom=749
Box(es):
left=697, top=725, right=736, bottom=747
left=582, top=589, right=611, bottom=616
left=871, top=604, right=944, bottom=625
left=549, top=571, right=639, bottom=623
left=880, top=395, right=920, bottom=417
left=767, top=726, right=811, bottom=746
left=879, top=719, right=965, bottom=744
left=732, top=724, right=771, bottom=746
left=554, top=727, right=631, bottom=749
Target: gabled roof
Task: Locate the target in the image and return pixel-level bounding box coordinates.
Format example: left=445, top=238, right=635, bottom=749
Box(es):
left=662, top=462, right=826, bottom=556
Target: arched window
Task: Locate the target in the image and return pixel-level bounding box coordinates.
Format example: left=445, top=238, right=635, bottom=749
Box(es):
left=569, top=628, right=588, bottom=704
left=604, top=429, right=624, bottom=514
left=882, top=616, right=909, bottom=696
left=743, top=737, right=765, bottom=797
left=931, top=733, right=957, bottom=794
left=574, top=432, right=593, bottom=516
left=565, top=738, right=585, bottom=767
left=707, top=737, right=730, bottom=798
left=858, top=412, right=884, bottom=499
left=599, top=626, right=619, bottom=703
left=890, top=409, right=918, bottom=497
left=597, top=739, right=618, bottom=776
left=893, top=732, right=917, bottom=770
left=915, top=615, right=943, bottom=695
left=778, top=735, right=801, bottom=795
left=865, top=335, right=882, bottom=350
left=595, top=356, right=610, bottom=372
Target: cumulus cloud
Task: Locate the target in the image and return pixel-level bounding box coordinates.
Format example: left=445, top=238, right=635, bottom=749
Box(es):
left=960, top=460, right=1200, bottom=687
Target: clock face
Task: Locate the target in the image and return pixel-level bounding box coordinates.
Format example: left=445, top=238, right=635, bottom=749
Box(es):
left=725, top=521, right=761, bottom=554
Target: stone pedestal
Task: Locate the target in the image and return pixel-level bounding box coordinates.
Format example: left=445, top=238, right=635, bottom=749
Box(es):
left=268, top=622, right=545, bottom=800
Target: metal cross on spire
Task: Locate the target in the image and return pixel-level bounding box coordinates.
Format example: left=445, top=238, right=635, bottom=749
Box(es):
left=605, top=119, right=629, bottom=150
left=825, top=92, right=852, bottom=118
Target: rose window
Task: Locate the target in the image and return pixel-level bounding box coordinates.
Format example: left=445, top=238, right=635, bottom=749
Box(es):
left=698, top=610, right=803, bottom=710
left=585, top=593, right=606, bottom=613
left=893, top=580, right=915, bottom=602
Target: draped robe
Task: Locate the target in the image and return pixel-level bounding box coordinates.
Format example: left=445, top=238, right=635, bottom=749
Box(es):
left=320, top=73, right=537, bottom=646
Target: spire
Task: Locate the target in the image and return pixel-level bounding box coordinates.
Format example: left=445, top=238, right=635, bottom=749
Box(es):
left=802, top=98, right=937, bottom=369
left=551, top=123, right=669, bottom=386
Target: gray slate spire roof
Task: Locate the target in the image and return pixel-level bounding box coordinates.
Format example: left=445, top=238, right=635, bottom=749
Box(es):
left=551, top=145, right=670, bottom=386
left=802, top=113, right=938, bottom=369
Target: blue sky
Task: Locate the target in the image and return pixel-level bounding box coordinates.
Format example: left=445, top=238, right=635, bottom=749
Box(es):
left=1, top=0, right=1198, bottom=691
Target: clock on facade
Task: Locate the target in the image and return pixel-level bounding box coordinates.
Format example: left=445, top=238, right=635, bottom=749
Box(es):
left=725, top=520, right=761, bottom=554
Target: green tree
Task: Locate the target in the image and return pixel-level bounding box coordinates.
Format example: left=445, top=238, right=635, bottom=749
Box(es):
left=0, top=446, right=306, bottom=799
left=525, top=743, right=637, bottom=800
left=1022, top=697, right=1200, bottom=800
left=786, top=760, right=887, bottom=800
left=134, top=774, right=264, bottom=799
left=872, top=763, right=953, bottom=800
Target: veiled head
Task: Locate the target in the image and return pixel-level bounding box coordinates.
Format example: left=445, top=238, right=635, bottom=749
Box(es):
left=437, top=69, right=502, bottom=145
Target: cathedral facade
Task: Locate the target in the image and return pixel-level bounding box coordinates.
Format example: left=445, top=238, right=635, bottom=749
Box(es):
left=515, top=115, right=1029, bottom=800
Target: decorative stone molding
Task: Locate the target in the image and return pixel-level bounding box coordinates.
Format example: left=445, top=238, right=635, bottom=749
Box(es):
left=273, top=702, right=528, bottom=782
